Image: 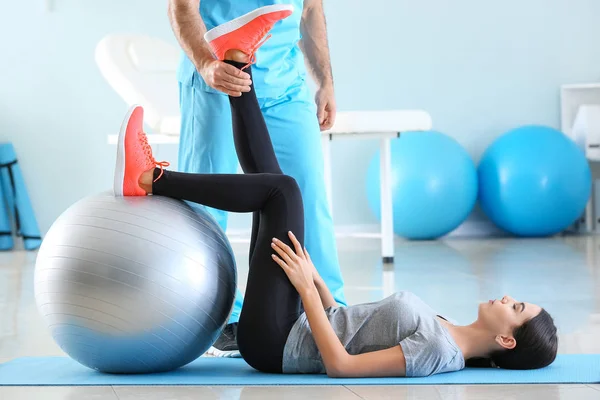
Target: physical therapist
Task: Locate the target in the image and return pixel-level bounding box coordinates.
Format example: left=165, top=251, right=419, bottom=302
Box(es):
left=168, top=0, right=347, bottom=357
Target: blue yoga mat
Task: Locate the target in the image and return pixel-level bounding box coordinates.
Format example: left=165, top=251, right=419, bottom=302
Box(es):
left=1, top=355, right=599, bottom=386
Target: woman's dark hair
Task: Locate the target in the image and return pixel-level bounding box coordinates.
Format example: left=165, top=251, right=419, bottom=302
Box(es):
left=466, top=309, right=558, bottom=370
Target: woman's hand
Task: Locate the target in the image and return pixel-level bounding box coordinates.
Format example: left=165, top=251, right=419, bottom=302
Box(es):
left=302, top=247, right=321, bottom=283
left=271, top=231, right=316, bottom=294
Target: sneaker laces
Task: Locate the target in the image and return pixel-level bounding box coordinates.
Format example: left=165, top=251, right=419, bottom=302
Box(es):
left=242, top=33, right=272, bottom=70
left=139, top=132, right=170, bottom=182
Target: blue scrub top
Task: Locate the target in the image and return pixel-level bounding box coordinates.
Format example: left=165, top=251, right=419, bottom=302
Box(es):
left=177, top=0, right=307, bottom=99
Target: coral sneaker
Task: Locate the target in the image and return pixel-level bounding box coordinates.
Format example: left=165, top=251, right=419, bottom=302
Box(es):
left=114, top=105, right=169, bottom=196
left=204, top=4, right=294, bottom=67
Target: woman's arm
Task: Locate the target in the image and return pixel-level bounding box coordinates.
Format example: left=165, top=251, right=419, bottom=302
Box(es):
left=302, top=248, right=338, bottom=309
left=329, top=346, right=407, bottom=378
left=272, top=233, right=407, bottom=377
left=272, top=234, right=347, bottom=374
left=299, top=287, right=408, bottom=377
left=313, top=276, right=338, bottom=309
left=296, top=285, right=350, bottom=375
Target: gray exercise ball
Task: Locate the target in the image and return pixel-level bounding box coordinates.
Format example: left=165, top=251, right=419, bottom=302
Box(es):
left=34, top=192, right=237, bottom=374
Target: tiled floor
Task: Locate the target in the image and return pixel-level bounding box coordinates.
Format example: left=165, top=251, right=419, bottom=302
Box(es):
left=2, top=235, right=600, bottom=399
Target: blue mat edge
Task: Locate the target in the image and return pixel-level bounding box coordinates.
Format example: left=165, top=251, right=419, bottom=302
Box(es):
left=1, top=355, right=599, bottom=386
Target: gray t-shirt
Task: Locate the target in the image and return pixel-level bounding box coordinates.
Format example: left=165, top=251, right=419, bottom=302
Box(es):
left=282, top=291, right=465, bottom=377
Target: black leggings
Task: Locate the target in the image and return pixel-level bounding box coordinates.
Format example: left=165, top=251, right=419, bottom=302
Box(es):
left=152, top=61, right=304, bottom=373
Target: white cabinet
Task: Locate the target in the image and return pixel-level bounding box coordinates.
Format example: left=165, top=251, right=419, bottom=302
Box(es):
left=561, top=83, right=600, bottom=233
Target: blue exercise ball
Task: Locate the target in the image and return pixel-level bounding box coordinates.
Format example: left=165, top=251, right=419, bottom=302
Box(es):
left=478, top=125, right=591, bottom=237
left=366, top=131, right=478, bottom=240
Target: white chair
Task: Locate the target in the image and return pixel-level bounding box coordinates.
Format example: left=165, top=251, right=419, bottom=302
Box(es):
left=95, top=34, right=181, bottom=136
left=97, top=34, right=433, bottom=262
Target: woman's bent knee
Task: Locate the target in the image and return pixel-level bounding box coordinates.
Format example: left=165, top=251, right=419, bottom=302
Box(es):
left=274, top=175, right=302, bottom=199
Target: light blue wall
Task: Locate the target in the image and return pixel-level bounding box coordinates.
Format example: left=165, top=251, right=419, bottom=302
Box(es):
left=2, top=0, right=600, bottom=233
left=325, top=0, right=600, bottom=226
left=0, top=1, right=176, bottom=233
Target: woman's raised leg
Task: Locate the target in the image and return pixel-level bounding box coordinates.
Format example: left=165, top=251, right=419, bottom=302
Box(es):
left=146, top=168, right=305, bottom=373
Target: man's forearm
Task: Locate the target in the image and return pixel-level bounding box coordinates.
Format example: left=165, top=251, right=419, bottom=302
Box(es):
left=168, top=0, right=213, bottom=71
left=299, top=1, right=334, bottom=88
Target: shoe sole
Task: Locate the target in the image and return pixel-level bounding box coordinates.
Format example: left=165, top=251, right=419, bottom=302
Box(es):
left=204, top=346, right=242, bottom=358
left=113, top=105, right=141, bottom=196
left=204, top=4, right=294, bottom=43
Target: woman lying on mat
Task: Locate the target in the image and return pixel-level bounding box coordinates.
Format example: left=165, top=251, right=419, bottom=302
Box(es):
left=112, top=8, right=558, bottom=378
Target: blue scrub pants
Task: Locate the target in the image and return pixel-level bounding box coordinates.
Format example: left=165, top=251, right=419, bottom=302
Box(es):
left=178, top=79, right=347, bottom=323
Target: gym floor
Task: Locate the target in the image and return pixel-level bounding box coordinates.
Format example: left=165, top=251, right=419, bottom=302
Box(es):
left=2, top=235, right=600, bottom=399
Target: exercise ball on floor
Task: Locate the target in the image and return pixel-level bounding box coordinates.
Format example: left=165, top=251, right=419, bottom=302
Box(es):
left=34, top=192, right=237, bottom=374
left=366, top=131, right=478, bottom=240
left=478, top=125, right=591, bottom=237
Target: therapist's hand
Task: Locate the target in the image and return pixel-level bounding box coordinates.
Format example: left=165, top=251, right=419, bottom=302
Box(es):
left=198, top=59, right=252, bottom=97
left=315, top=84, right=336, bottom=131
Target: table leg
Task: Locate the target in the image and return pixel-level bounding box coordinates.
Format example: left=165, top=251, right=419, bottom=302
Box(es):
left=382, top=264, right=395, bottom=298
left=380, top=138, right=394, bottom=263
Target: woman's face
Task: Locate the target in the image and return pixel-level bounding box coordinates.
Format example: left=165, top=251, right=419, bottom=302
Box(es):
left=478, top=295, right=542, bottom=345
